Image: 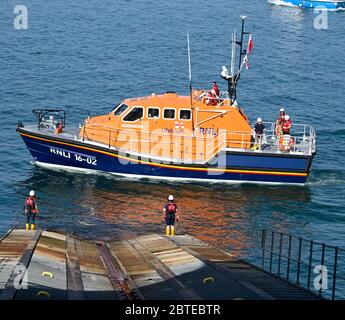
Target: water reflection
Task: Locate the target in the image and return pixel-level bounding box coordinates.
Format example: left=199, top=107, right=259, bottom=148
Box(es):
left=17, top=166, right=312, bottom=257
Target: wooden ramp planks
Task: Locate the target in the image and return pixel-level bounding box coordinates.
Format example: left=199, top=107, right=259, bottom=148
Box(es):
left=15, top=231, right=67, bottom=300
left=0, top=229, right=40, bottom=299
left=0, top=229, right=321, bottom=300
left=76, top=239, right=119, bottom=300
left=128, top=234, right=261, bottom=300
left=169, top=235, right=319, bottom=300
left=108, top=239, right=183, bottom=300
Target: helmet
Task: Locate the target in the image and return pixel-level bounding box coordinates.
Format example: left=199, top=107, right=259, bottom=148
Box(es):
left=168, top=195, right=174, bottom=201
left=257, top=117, right=262, bottom=123
left=280, top=107, right=285, bottom=112
left=285, top=115, right=290, bottom=120
left=29, top=190, right=35, bottom=197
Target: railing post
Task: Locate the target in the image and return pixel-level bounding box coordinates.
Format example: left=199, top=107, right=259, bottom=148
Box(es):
left=319, top=243, right=326, bottom=297
left=261, top=230, right=266, bottom=270
left=108, top=130, right=111, bottom=148
left=278, top=233, right=283, bottom=276
left=307, top=241, right=314, bottom=291
left=332, top=247, right=338, bottom=300
left=296, top=237, right=302, bottom=286
left=269, top=231, right=274, bottom=273
left=287, top=235, right=292, bottom=280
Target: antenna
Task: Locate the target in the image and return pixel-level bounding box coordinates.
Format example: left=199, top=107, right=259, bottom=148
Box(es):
left=230, top=30, right=236, bottom=77
left=238, top=15, right=247, bottom=70
left=221, top=16, right=251, bottom=103
left=187, top=31, right=195, bottom=133
left=187, top=32, right=192, bottom=97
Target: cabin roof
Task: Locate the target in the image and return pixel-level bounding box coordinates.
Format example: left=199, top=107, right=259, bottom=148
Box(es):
left=123, top=92, right=232, bottom=110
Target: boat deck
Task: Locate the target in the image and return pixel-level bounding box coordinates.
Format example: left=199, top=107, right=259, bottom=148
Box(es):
left=0, top=229, right=320, bottom=300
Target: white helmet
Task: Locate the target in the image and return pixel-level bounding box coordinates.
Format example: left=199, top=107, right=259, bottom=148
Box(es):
left=280, top=107, right=285, bottom=112
left=285, top=115, right=290, bottom=120
left=29, top=190, right=35, bottom=197
left=168, top=195, right=174, bottom=201
left=257, top=117, right=262, bottom=123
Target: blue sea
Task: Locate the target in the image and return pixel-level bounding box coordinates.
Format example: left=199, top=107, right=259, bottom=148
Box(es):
left=0, top=0, right=344, bottom=291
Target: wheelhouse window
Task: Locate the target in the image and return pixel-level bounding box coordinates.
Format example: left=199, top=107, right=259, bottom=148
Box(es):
left=163, top=108, right=176, bottom=119
left=179, top=109, right=191, bottom=120
left=114, top=104, right=128, bottom=116
left=123, top=107, right=144, bottom=122
left=148, top=108, right=160, bottom=118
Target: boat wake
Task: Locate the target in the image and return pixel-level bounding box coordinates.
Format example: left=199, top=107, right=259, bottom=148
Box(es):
left=307, top=169, right=345, bottom=186
left=268, top=0, right=298, bottom=7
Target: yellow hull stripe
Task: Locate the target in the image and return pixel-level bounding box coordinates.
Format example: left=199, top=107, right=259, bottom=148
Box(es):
left=19, top=132, right=308, bottom=177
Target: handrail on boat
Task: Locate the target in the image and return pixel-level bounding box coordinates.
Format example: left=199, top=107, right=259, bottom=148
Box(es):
left=79, top=120, right=316, bottom=163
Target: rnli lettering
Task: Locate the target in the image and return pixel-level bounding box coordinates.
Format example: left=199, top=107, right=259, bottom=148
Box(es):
left=199, top=128, right=218, bottom=135
left=49, top=147, right=97, bottom=166
left=50, top=147, right=71, bottom=158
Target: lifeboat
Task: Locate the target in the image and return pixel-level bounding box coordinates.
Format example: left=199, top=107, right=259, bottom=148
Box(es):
left=16, top=18, right=316, bottom=185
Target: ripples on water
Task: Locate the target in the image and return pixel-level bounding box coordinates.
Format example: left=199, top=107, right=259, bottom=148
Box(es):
left=0, top=0, right=344, bottom=263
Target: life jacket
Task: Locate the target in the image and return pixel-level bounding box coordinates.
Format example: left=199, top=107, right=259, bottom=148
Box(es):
left=55, top=122, right=63, bottom=134
left=282, top=119, right=292, bottom=133
left=276, top=113, right=285, bottom=125
left=212, top=85, right=220, bottom=97
left=206, top=92, right=218, bottom=105
left=25, top=196, right=36, bottom=213
left=166, top=202, right=177, bottom=214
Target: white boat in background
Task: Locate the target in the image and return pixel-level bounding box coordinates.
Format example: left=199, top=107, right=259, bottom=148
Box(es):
left=270, top=0, right=345, bottom=9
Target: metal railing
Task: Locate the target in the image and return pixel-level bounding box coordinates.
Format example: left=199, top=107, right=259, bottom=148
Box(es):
left=33, top=109, right=66, bottom=130
left=192, top=89, right=232, bottom=106
left=79, top=119, right=316, bottom=164
left=261, top=230, right=345, bottom=300
left=253, top=122, right=316, bottom=155
left=81, top=124, right=230, bottom=163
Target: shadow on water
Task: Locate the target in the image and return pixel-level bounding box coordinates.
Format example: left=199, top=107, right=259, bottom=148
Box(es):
left=11, top=165, right=319, bottom=259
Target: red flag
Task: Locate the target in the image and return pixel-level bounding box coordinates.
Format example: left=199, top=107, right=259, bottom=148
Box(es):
left=247, top=34, right=253, bottom=55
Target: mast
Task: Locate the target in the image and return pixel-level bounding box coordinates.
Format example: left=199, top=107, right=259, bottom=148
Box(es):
left=187, top=32, right=195, bottom=134
left=221, top=16, right=250, bottom=103
left=230, top=31, right=236, bottom=77
left=238, top=16, right=246, bottom=71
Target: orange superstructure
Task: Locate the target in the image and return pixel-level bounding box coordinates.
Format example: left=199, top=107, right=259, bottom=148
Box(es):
left=79, top=90, right=252, bottom=163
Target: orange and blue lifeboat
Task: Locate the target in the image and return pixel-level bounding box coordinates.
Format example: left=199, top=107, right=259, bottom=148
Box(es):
left=16, top=90, right=316, bottom=185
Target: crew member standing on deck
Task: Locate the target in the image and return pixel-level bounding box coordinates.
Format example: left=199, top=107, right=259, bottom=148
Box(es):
left=254, top=118, right=265, bottom=150
left=24, top=190, right=39, bottom=231
left=206, top=82, right=220, bottom=106
left=163, top=195, right=179, bottom=236
left=282, top=115, right=292, bottom=135
left=275, top=107, right=286, bottom=135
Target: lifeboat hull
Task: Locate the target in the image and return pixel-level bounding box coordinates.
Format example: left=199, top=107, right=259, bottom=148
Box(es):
left=18, top=128, right=314, bottom=185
